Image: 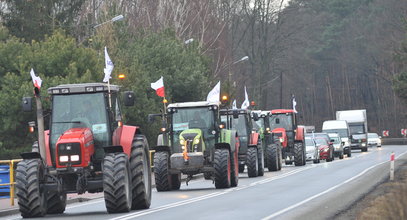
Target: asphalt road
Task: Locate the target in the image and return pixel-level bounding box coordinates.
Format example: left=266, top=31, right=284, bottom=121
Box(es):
left=3, top=145, right=407, bottom=220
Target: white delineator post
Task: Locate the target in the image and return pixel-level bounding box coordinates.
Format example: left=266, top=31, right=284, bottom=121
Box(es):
left=390, top=152, right=395, bottom=181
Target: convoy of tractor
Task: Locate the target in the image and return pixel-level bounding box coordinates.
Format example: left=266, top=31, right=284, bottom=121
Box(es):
left=13, top=77, right=363, bottom=218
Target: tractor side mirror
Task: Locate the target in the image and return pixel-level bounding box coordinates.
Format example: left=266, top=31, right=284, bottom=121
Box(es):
left=123, top=91, right=135, bottom=106
left=252, top=113, right=259, bottom=121
left=233, top=110, right=239, bottom=119
left=22, top=97, right=33, bottom=112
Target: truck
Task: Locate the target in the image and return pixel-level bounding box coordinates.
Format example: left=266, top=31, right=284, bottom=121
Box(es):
left=322, top=120, right=351, bottom=157
left=336, top=110, right=368, bottom=152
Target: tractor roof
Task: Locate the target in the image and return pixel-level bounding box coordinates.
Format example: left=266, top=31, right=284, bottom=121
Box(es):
left=270, top=109, right=296, bottom=114
left=48, top=83, right=119, bottom=95
left=167, top=101, right=219, bottom=108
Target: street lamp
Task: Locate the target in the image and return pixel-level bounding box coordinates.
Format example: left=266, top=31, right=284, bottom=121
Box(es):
left=94, top=14, right=124, bottom=28
left=215, top=55, right=249, bottom=77
left=184, top=38, right=194, bottom=45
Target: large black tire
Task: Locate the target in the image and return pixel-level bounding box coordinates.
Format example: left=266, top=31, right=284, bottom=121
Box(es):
left=154, top=151, right=171, bottom=191
left=230, top=148, right=239, bottom=187
left=247, top=147, right=259, bottom=177
left=278, top=146, right=283, bottom=170
left=294, top=142, right=305, bottom=166
left=238, top=164, right=245, bottom=173
left=347, top=149, right=352, bottom=157
left=171, top=174, right=181, bottom=190
left=15, top=159, right=47, bottom=218
left=266, top=144, right=279, bottom=171
left=257, top=147, right=264, bottom=176
left=362, top=147, right=368, bottom=152
left=130, top=137, right=152, bottom=209
left=103, top=153, right=132, bottom=213
left=339, top=151, right=344, bottom=159
left=46, top=192, right=66, bottom=214
left=214, top=148, right=231, bottom=189
left=204, top=172, right=212, bottom=180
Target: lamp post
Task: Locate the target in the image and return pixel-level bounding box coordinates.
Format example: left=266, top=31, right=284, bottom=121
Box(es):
left=94, top=14, right=124, bottom=28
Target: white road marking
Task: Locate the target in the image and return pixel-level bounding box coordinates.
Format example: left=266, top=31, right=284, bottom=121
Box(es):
left=260, top=149, right=407, bottom=220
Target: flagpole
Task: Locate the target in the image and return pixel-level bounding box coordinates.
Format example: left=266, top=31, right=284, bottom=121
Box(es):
left=108, top=79, right=112, bottom=108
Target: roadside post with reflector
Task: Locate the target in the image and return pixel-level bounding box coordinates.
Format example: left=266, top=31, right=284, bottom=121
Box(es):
left=390, top=152, right=395, bottom=181
left=401, top=128, right=407, bottom=137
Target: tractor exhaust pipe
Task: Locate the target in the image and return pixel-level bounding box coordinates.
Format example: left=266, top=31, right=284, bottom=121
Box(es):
left=34, top=88, right=46, bottom=162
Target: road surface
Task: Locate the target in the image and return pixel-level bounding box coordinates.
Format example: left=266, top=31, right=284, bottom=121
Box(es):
left=3, top=145, right=407, bottom=220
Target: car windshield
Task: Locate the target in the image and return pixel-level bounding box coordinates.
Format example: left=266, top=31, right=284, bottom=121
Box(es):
left=368, top=133, right=379, bottom=138
left=331, top=137, right=341, bottom=144
left=171, top=107, right=215, bottom=146
left=305, top=138, right=314, bottom=146
left=315, top=138, right=328, bottom=145
left=50, top=93, right=109, bottom=160
left=349, top=124, right=365, bottom=134
left=323, top=129, right=348, bottom=138
left=269, top=114, right=293, bottom=130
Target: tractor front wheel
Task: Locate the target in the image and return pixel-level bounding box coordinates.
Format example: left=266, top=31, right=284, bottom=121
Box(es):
left=257, top=147, right=264, bottom=176
left=214, top=148, right=231, bottom=189
left=266, top=144, right=279, bottom=171
left=154, top=151, right=171, bottom=191
left=247, top=147, right=259, bottom=177
left=15, top=159, right=47, bottom=218
left=103, top=153, right=132, bottom=213
left=130, top=137, right=152, bottom=209
left=47, top=192, right=66, bottom=214
left=294, top=142, right=305, bottom=166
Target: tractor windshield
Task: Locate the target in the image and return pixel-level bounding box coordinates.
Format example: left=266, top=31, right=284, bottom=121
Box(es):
left=269, top=114, right=294, bottom=131
left=171, top=107, right=215, bottom=149
left=50, top=93, right=109, bottom=161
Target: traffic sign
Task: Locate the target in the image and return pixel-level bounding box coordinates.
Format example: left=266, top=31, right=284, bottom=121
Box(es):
left=401, top=129, right=407, bottom=136
left=382, top=130, right=389, bottom=137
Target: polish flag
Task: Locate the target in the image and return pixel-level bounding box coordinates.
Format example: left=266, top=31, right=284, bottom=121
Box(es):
left=30, top=68, right=42, bottom=89
left=151, top=76, right=165, bottom=97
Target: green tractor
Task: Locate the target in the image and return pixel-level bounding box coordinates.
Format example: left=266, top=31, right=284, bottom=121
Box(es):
left=150, top=101, right=239, bottom=190
left=251, top=110, right=283, bottom=171
left=219, top=109, right=264, bottom=177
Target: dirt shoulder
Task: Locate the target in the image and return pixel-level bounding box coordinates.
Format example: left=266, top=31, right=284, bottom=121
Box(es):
left=334, top=158, right=407, bottom=220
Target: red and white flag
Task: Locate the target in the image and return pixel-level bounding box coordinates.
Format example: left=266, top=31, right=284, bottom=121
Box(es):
left=30, top=68, right=42, bottom=89
left=151, top=76, right=165, bottom=97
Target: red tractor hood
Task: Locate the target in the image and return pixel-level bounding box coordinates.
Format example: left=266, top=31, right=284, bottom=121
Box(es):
left=272, top=128, right=288, bottom=147
left=58, top=128, right=93, bottom=141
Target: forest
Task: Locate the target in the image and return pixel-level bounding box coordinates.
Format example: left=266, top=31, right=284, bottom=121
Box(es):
left=0, top=0, right=406, bottom=159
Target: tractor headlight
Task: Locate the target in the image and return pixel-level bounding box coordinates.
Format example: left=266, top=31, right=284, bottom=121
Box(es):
left=60, top=156, right=69, bottom=162
left=71, top=155, right=80, bottom=162
left=323, top=148, right=329, bottom=152
left=279, top=138, right=284, bottom=143
left=180, top=139, right=185, bottom=145
left=194, top=138, right=200, bottom=144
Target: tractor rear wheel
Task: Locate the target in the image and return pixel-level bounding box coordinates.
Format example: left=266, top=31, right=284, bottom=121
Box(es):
left=103, top=153, right=132, bottom=213
left=130, top=137, right=152, bottom=209
left=46, top=192, right=66, bottom=214
left=247, top=147, right=259, bottom=177
left=294, top=142, right=305, bottom=166
left=266, top=144, right=279, bottom=171
left=214, top=148, right=231, bottom=189
left=257, top=147, right=264, bottom=176
left=230, top=148, right=239, bottom=187
left=15, top=159, right=47, bottom=218
left=154, top=151, right=171, bottom=191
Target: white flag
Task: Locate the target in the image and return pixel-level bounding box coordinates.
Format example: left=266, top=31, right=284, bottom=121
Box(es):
left=206, top=81, right=220, bottom=102
left=292, top=95, right=297, bottom=113
left=241, top=86, right=250, bottom=109
left=30, top=68, right=42, bottom=89
left=232, top=99, right=237, bottom=109
left=103, top=47, right=114, bottom=83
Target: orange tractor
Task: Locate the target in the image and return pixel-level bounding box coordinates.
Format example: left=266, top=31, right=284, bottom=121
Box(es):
left=17, top=83, right=151, bottom=217
left=268, top=109, right=306, bottom=166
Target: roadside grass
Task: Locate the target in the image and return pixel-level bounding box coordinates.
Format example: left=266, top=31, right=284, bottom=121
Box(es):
left=358, top=167, right=407, bottom=220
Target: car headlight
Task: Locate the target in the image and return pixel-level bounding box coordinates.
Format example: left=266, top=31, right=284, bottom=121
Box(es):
left=180, top=139, right=185, bottom=145
left=362, top=143, right=366, bottom=146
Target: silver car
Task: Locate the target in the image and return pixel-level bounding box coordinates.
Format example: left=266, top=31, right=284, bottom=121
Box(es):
left=368, top=133, right=382, bottom=147
left=305, top=136, right=320, bottom=163
left=328, top=133, right=344, bottom=159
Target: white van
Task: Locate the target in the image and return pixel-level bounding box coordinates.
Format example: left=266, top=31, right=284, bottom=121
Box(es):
left=322, top=120, right=351, bottom=157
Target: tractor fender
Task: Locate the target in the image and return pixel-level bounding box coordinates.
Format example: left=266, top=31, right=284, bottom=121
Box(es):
left=295, top=126, right=305, bottom=141
left=218, top=129, right=238, bottom=153
left=116, top=125, right=140, bottom=156
left=250, top=132, right=260, bottom=146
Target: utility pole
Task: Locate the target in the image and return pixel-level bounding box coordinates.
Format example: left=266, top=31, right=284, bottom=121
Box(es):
left=280, top=71, right=283, bottom=108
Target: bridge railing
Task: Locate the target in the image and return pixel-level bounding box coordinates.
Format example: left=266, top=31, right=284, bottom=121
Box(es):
left=0, top=159, right=22, bottom=206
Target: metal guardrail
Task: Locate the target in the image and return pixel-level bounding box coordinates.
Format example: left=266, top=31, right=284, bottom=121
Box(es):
left=381, top=138, right=407, bottom=145
left=0, top=159, right=22, bottom=206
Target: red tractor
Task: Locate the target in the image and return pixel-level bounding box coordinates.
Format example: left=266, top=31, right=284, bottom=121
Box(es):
left=17, top=83, right=151, bottom=217
left=269, top=109, right=306, bottom=166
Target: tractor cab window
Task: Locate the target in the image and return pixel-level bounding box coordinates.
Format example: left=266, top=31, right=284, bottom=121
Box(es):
left=231, top=115, right=249, bottom=137
left=50, top=93, right=110, bottom=160
left=171, top=107, right=215, bottom=148
left=269, top=114, right=294, bottom=131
